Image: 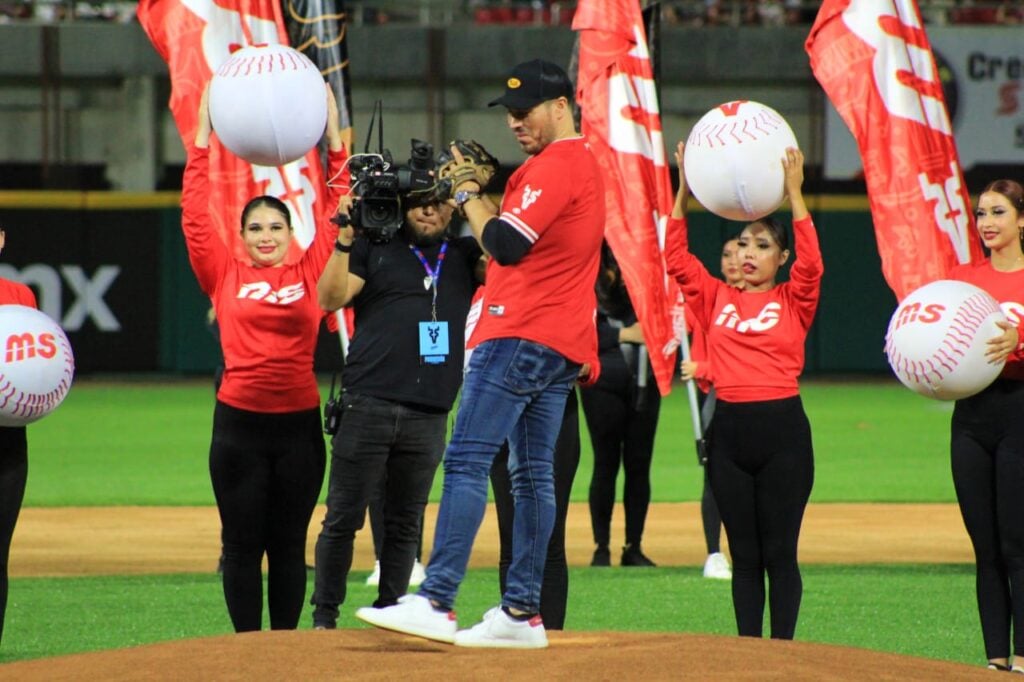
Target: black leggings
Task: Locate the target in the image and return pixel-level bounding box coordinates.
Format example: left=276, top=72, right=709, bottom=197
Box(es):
left=701, top=467, right=723, bottom=554
left=951, top=379, right=1024, bottom=660
left=707, top=396, right=813, bottom=639
left=490, top=389, right=580, bottom=630
left=580, top=381, right=660, bottom=548
left=0, top=427, right=27, bottom=646
left=699, top=388, right=723, bottom=554
left=209, top=401, right=325, bottom=632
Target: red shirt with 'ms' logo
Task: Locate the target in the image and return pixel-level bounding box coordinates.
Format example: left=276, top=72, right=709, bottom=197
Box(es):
left=948, top=260, right=1024, bottom=381
left=181, top=145, right=342, bottom=412
left=665, top=215, right=823, bottom=402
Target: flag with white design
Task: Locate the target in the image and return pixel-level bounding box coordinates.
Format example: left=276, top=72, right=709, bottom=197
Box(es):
left=138, top=0, right=331, bottom=265
left=573, top=0, right=678, bottom=396
left=806, top=0, right=983, bottom=301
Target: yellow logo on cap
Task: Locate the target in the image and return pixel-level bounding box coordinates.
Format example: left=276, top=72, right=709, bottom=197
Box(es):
left=507, top=78, right=522, bottom=89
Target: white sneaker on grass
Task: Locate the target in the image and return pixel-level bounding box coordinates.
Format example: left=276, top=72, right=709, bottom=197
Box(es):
left=355, top=594, right=457, bottom=644
left=454, top=606, right=548, bottom=649
left=703, top=552, right=732, bottom=580
left=409, top=559, right=427, bottom=587
left=365, top=560, right=381, bottom=586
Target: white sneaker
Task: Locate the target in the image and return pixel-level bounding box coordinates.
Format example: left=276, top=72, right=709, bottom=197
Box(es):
left=454, top=606, right=548, bottom=649
left=365, top=560, right=381, bottom=587
left=409, top=560, right=427, bottom=587
left=703, top=552, right=732, bottom=580
left=355, top=594, right=457, bottom=644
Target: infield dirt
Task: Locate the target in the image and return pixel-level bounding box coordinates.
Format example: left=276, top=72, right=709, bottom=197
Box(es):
left=2, top=502, right=982, bottom=681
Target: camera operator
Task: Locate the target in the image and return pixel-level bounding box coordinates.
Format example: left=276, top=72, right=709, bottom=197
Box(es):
left=310, top=159, right=485, bottom=630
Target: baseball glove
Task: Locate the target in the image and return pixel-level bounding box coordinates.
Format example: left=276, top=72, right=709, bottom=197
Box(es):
left=437, top=139, right=498, bottom=191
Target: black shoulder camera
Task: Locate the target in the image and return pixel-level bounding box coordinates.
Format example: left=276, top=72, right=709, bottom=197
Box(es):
left=332, top=102, right=450, bottom=244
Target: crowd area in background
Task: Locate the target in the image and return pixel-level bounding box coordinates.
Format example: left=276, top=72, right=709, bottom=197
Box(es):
left=663, top=0, right=1022, bottom=26
left=2, top=1, right=1021, bottom=26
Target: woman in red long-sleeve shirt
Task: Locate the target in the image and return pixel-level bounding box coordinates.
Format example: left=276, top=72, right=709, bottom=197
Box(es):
left=946, top=179, right=1024, bottom=672
left=666, top=143, right=823, bottom=640
left=183, top=86, right=344, bottom=632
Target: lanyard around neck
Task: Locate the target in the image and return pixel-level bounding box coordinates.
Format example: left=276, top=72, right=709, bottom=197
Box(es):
left=409, top=241, right=448, bottom=321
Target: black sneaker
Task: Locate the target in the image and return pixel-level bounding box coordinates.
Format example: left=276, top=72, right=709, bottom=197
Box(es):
left=621, top=544, right=656, bottom=567
left=590, top=545, right=611, bottom=567
left=312, top=604, right=338, bottom=630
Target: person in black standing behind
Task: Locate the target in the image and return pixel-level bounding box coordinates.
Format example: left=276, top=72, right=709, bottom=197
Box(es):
left=490, top=384, right=581, bottom=630
left=310, top=176, right=485, bottom=629
left=0, top=228, right=38, bottom=647
left=580, top=242, right=661, bottom=567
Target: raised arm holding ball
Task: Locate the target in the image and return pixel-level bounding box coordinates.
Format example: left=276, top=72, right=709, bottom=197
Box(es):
left=665, top=142, right=822, bottom=640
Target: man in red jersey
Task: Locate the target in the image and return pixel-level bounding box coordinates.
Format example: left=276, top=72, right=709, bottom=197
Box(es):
left=0, top=228, right=38, bottom=647
left=358, top=59, right=604, bottom=649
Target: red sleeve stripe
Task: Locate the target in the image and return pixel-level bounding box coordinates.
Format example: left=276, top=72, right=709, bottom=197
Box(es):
left=499, top=212, right=539, bottom=243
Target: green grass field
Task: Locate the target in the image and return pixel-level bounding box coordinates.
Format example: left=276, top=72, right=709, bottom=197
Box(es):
left=1, top=376, right=984, bottom=666
left=22, top=375, right=956, bottom=506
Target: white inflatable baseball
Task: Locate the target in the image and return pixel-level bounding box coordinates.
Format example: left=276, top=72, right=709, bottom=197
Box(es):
left=684, top=100, right=798, bottom=221
left=209, top=44, right=327, bottom=167
left=0, top=305, right=74, bottom=426
left=885, top=280, right=1006, bottom=401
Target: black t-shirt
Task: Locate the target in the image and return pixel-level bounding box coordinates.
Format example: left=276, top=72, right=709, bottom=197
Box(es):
left=343, top=231, right=482, bottom=411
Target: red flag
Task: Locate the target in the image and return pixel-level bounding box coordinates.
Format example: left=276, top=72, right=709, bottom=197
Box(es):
left=573, top=0, right=678, bottom=396
left=806, top=0, right=983, bottom=301
left=138, top=0, right=334, bottom=265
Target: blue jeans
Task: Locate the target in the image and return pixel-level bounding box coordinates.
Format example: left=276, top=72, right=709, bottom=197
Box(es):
left=419, top=338, right=580, bottom=614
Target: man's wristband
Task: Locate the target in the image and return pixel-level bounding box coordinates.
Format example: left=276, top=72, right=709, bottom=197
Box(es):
left=454, top=190, right=481, bottom=208
left=334, top=239, right=353, bottom=254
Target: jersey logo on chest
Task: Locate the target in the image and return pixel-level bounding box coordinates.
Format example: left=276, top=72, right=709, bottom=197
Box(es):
left=714, top=302, right=781, bottom=333
left=236, top=281, right=306, bottom=305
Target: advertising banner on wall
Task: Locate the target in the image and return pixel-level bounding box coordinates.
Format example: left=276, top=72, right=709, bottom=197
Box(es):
left=0, top=211, right=162, bottom=372
left=824, top=27, right=1024, bottom=179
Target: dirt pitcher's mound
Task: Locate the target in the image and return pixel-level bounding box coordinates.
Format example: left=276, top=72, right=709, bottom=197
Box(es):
left=0, top=630, right=993, bottom=681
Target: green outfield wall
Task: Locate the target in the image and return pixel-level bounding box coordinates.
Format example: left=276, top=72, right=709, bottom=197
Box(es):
left=0, top=192, right=894, bottom=375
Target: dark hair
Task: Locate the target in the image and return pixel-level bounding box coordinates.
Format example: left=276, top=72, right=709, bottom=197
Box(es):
left=981, top=179, right=1024, bottom=213
left=240, top=196, right=292, bottom=230
left=746, top=216, right=789, bottom=251
left=595, top=242, right=632, bottom=320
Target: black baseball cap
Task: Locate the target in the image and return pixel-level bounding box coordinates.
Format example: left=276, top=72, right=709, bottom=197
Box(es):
left=488, top=59, right=574, bottom=109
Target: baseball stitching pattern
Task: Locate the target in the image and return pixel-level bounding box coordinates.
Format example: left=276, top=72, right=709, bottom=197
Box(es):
left=216, top=49, right=311, bottom=78
left=885, top=292, right=1001, bottom=390
left=687, top=108, right=785, bottom=149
